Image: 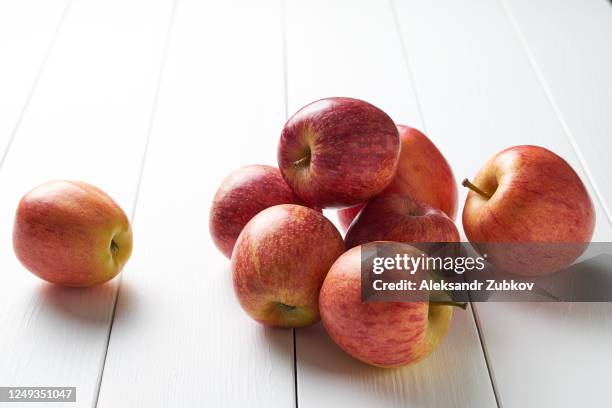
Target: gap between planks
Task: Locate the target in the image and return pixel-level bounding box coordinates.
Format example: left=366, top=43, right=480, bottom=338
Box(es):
left=280, top=2, right=299, bottom=406
left=0, top=0, right=73, bottom=173
left=92, top=1, right=180, bottom=407
left=499, top=0, right=612, bottom=227
left=388, top=0, right=503, bottom=406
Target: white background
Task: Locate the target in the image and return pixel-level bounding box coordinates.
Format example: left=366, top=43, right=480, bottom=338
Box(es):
left=0, top=0, right=611, bottom=407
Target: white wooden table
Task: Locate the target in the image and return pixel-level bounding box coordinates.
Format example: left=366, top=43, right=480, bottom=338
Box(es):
left=1, top=0, right=611, bottom=407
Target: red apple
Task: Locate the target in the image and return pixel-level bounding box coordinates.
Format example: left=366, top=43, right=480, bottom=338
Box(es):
left=345, top=193, right=459, bottom=250
left=338, top=125, right=457, bottom=230
left=277, top=97, right=400, bottom=208
left=319, top=244, right=453, bottom=367
left=232, top=204, right=344, bottom=327
left=209, top=164, right=306, bottom=258
left=462, top=145, right=595, bottom=276
left=13, top=180, right=133, bottom=287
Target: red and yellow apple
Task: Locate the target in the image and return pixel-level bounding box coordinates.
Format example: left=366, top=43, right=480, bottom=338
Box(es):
left=345, top=193, right=459, bottom=250
left=462, top=145, right=595, bottom=276
left=210, top=164, right=306, bottom=258
left=13, top=180, right=133, bottom=287
left=338, top=125, right=457, bottom=230
left=277, top=97, right=400, bottom=208
left=319, top=244, right=453, bottom=367
left=232, top=204, right=344, bottom=327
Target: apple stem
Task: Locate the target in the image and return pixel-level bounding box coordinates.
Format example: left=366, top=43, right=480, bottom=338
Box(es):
left=277, top=302, right=296, bottom=311
left=462, top=178, right=492, bottom=199
left=110, top=239, right=119, bottom=256
left=293, top=156, right=309, bottom=168
left=293, top=149, right=311, bottom=168
left=431, top=301, right=468, bottom=310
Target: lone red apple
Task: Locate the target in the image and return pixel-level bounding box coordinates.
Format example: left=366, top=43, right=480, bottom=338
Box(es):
left=319, top=244, right=453, bottom=367
left=462, top=145, right=595, bottom=276
left=13, top=180, right=133, bottom=287
left=338, top=125, right=457, bottom=230
left=278, top=97, right=400, bottom=208
left=232, top=204, right=344, bottom=327
left=345, top=194, right=459, bottom=250
left=210, top=164, right=306, bottom=258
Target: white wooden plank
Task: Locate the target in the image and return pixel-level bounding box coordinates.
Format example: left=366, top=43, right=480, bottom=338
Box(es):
left=0, top=0, right=174, bottom=407
left=285, top=1, right=423, bottom=128
left=96, top=1, right=295, bottom=407
left=0, top=0, right=68, bottom=165
left=393, top=0, right=612, bottom=407
left=286, top=1, right=497, bottom=407
left=502, top=0, right=612, bottom=224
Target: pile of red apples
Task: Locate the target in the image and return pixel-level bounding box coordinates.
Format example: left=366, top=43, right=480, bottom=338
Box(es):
left=8, top=96, right=594, bottom=369
left=210, top=97, right=595, bottom=368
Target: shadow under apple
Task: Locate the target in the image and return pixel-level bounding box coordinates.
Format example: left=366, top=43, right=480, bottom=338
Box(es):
left=291, top=307, right=490, bottom=407
left=490, top=253, right=612, bottom=325
left=36, top=275, right=133, bottom=326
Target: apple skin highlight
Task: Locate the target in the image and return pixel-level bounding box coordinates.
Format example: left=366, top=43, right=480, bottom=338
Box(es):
left=462, top=145, right=595, bottom=276
left=319, top=245, right=453, bottom=368
left=13, top=180, right=133, bottom=287
left=231, top=204, right=344, bottom=328
left=278, top=97, right=400, bottom=208
left=338, top=125, right=458, bottom=230
left=210, top=164, right=306, bottom=258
